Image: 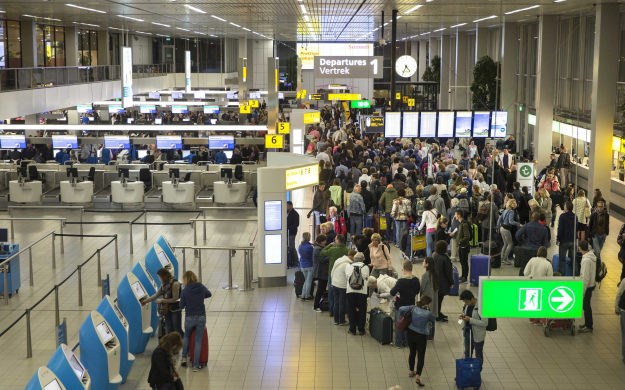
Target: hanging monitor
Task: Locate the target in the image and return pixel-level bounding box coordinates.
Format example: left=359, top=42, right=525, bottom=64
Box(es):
left=171, top=105, right=188, bottom=114
left=419, top=112, right=437, bottom=138
left=454, top=111, right=472, bottom=138
left=490, top=111, right=508, bottom=138
left=208, top=135, right=235, bottom=150
left=156, top=135, right=182, bottom=150
left=401, top=112, right=419, bottom=138
left=203, top=105, right=220, bottom=114
left=104, top=135, right=130, bottom=149
left=472, top=111, right=490, bottom=138
left=140, top=105, right=156, bottom=114
left=384, top=112, right=401, bottom=138
left=0, top=134, right=26, bottom=149
left=52, top=135, right=78, bottom=149
left=437, top=111, right=454, bottom=138
left=76, top=104, right=93, bottom=114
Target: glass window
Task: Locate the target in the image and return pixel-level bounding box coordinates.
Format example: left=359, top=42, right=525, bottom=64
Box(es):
left=6, top=20, right=21, bottom=68
left=78, top=29, right=98, bottom=66
left=36, top=24, right=64, bottom=67
left=0, top=21, right=5, bottom=68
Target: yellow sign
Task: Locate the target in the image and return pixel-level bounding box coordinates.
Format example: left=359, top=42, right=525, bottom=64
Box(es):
left=342, top=102, right=350, bottom=122
left=408, top=98, right=415, bottom=107
left=402, top=96, right=408, bottom=103
left=303, top=112, right=321, bottom=124
left=285, top=164, right=319, bottom=190
left=310, top=93, right=323, bottom=100
left=250, top=99, right=259, bottom=108
left=296, top=89, right=308, bottom=99
left=265, top=134, right=284, bottom=149
left=278, top=122, right=290, bottom=134
left=395, top=92, right=401, bottom=100
left=327, top=93, right=362, bottom=101
left=242, top=66, right=247, bottom=82
left=239, top=103, right=251, bottom=114
left=275, top=68, right=279, bottom=90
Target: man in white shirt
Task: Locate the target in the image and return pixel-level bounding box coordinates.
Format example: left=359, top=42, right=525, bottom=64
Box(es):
left=316, top=147, right=331, bottom=164
left=359, top=168, right=372, bottom=185
left=579, top=240, right=597, bottom=333
left=523, top=247, right=554, bottom=278
left=331, top=251, right=355, bottom=326
left=345, top=252, right=370, bottom=335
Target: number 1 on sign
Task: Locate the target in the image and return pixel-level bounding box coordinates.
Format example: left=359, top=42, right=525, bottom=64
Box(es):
left=370, top=58, right=378, bottom=75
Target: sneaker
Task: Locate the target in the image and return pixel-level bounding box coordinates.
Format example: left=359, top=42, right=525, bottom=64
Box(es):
left=192, top=366, right=200, bottom=372
left=314, top=308, right=322, bottom=312
left=333, top=322, right=339, bottom=325
left=338, top=322, right=348, bottom=326
left=578, top=326, right=593, bottom=333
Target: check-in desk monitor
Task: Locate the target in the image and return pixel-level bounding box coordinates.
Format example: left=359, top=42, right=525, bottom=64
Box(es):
left=144, top=243, right=174, bottom=289
left=26, top=367, right=67, bottom=390
left=117, top=271, right=153, bottom=354
left=47, top=343, right=91, bottom=389
left=156, top=235, right=179, bottom=279
left=43, top=378, right=63, bottom=390
left=96, top=295, right=134, bottom=384
left=78, top=311, right=122, bottom=389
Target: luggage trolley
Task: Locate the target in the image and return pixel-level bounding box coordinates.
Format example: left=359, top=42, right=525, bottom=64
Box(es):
left=541, top=318, right=576, bottom=337
left=407, top=223, right=426, bottom=263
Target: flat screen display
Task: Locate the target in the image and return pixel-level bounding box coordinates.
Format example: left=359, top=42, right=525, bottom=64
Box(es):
left=194, top=91, right=205, bottom=99
left=156, top=135, right=182, bottom=150
left=0, top=135, right=26, bottom=149
left=148, top=92, right=160, bottom=99
left=154, top=118, right=162, bottom=125
left=96, top=321, right=114, bottom=343
left=112, top=302, right=125, bottom=321
left=264, top=200, right=282, bottom=231
left=249, top=91, right=261, bottom=99
left=224, top=150, right=233, bottom=159
left=172, top=105, right=188, bottom=114
left=473, top=111, right=490, bottom=138
left=156, top=250, right=170, bottom=267
left=203, top=105, right=220, bottom=114
left=171, top=92, right=183, bottom=99
left=455, top=111, right=472, bottom=138
left=208, top=135, right=235, bottom=150
left=104, top=135, right=130, bottom=149
left=490, top=111, right=508, bottom=138
left=402, top=112, right=419, bottom=138
left=130, top=281, right=147, bottom=300
left=76, top=104, right=93, bottom=114
left=52, top=135, right=78, bottom=149
left=226, top=91, right=238, bottom=100
left=437, top=112, right=454, bottom=138
left=69, top=354, right=85, bottom=378
left=264, top=234, right=282, bottom=264
left=384, top=112, right=401, bottom=138
left=42, top=379, right=62, bottom=390
left=419, top=112, right=436, bottom=138
left=137, top=150, right=148, bottom=159
left=140, top=105, right=156, bottom=114
left=108, top=105, right=125, bottom=114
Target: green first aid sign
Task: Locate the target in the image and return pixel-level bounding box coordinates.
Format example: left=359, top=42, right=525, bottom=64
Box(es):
left=479, top=278, right=583, bottom=319
left=350, top=100, right=371, bottom=109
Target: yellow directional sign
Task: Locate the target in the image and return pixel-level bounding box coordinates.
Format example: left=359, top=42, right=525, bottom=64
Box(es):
left=395, top=92, right=401, bottom=100
left=239, top=103, right=251, bottom=114
left=249, top=99, right=259, bottom=108
left=303, top=112, right=321, bottom=124
left=277, top=122, right=290, bottom=134
left=296, top=89, right=307, bottom=99
left=408, top=98, right=415, bottom=107
left=403, top=96, right=409, bottom=103
left=265, top=134, right=284, bottom=149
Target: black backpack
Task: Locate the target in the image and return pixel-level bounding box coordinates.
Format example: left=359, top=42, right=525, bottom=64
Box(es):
left=595, top=257, right=607, bottom=284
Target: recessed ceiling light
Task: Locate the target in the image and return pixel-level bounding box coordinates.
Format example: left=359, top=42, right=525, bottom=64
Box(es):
left=184, top=4, right=206, bottom=14
left=151, top=22, right=171, bottom=27
left=229, top=22, right=241, bottom=27
left=23, top=14, right=62, bottom=21
left=108, top=26, right=127, bottom=31
left=156, top=34, right=170, bottom=37
left=209, top=34, right=218, bottom=38
left=450, top=23, right=466, bottom=28
left=504, top=5, right=540, bottom=15
left=553, top=0, right=566, bottom=2
left=176, top=27, right=190, bottom=31
left=195, top=31, right=207, bottom=35
left=473, top=15, right=497, bottom=23
left=300, top=4, right=307, bottom=13
left=117, top=15, right=144, bottom=22
left=420, top=31, right=431, bottom=36
left=383, top=22, right=389, bottom=26
left=210, top=15, right=226, bottom=22
left=65, top=4, right=106, bottom=14
left=404, top=5, right=423, bottom=14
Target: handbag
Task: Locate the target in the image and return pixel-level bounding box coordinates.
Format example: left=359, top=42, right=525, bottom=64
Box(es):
left=396, top=306, right=413, bottom=331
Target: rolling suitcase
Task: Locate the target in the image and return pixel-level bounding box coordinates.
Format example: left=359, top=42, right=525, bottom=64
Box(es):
left=188, top=327, right=209, bottom=366
left=294, top=270, right=304, bottom=297
left=369, top=308, right=393, bottom=345
left=450, top=266, right=460, bottom=296
left=455, top=358, right=482, bottom=389
left=470, top=255, right=490, bottom=286
left=469, top=224, right=479, bottom=247
left=552, top=254, right=571, bottom=276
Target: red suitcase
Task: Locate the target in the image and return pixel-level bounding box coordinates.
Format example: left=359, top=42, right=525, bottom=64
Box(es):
left=189, top=327, right=209, bottom=366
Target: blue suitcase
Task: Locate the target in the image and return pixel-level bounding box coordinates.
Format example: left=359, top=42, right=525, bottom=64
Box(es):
left=450, top=266, right=460, bottom=296
left=456, top=358, right=481, bottom=389
left=470, top=255, right=490, bottom=286
left=552, top=254, right=571, bottom=276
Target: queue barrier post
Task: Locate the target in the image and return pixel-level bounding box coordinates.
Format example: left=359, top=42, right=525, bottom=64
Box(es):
left=114, top=234, right=119, bottom=269
left=28, top=247, right=34, bottom=287
left=96, top=249, right=102, bottom=287
left=26, top=309, right=32, bottom=358
left=77, top=265, right=83, bottom=307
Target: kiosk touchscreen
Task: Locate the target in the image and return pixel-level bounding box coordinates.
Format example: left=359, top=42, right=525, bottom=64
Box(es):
left=78, top=311, right=122, bottom=390
left=156, top=235, right=180, bottom=278
left=117, top=272, right=153, bottom=354
left=96, top=295, right=135, bottom=383
left=130, top=262, right=159, bottom=334
left=47, top=344, right=91, bottom=389
left=144, top=243, right=177, bottom=287
left=26, top=367, right=67, bottom=390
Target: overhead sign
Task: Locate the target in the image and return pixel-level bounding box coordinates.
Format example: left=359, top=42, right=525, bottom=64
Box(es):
left=277, top=122, right=290, bottom=134
left=285, top=164, right=319, bottom=190
left=395, top=92, right=401, bottom=100
left=313, top=56, right=384, bottom=79
left=479, top=278, right=583, bottom=319
left=517, top=163, right=534, bottom=195
left=239, top=103, right=251, bottom=114
left=265, top=134, right=283, bottom=149
left=297, top=42, right=374, bottom=69
left=351, top=100, right=371, bottom=109
left=408, top=98, right=416, bottom=107
left=121, top=47, right=133, bottom=108
left=296, top=89, right=307, bottom=99
left=303, top=112, right=321, bottom=124
left=310, top=93, right=323, bottom=100
left=363, top=116, right=384, bottom=133
left=327, top=93, right=362, bottom=101
left=249, top=99, right=259, bottom=108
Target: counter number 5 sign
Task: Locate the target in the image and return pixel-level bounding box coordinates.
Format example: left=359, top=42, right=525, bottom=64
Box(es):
left=277, top=122, right=290, bottom=134
left=265, top=134, right=283, bottom=149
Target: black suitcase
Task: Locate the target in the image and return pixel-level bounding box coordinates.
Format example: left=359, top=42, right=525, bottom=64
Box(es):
left=294, top=270, right=304, bottom=297
left=514, top=246, right=537, bottom=275
left=369, top=308, right=393, bottom=344
left=482, top=240, right=501, bottom=268
left=319, top=292, right=329, bottom=311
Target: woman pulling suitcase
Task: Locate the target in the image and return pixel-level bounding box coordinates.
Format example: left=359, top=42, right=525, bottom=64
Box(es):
left=398, top=295, right=436, bottom=387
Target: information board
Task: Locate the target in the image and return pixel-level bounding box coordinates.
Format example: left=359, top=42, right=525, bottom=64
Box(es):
left=52, top=135, right=78, bottom=149
left=402, top=112, right=419, bottom=138
left=208, top=135, right=235, bottom=150
left=264, top=200, right=282, bottom=231
left=473, top=111, right=490, bottom=138
left=104, top=135, right=130, bottom=149
left=264, top=234, right=282, bottom=264
left=156, top=135, right=182, bottom=150
left=303, top=112, right=321, bottom=124
left=455, top=111, right=472, bottom=138
left=0, top=134, right=26, bottom=149
left=420, top=112, right=437, bottom=138
left=490, top=111, right=508, bottom=138
left=384, top=112, right=401, bottom=138
left=265, top=135, right=283, bottom=149
left=437, top=112, right=454, bottom=138
left=285, top=164, right=319, bottom=190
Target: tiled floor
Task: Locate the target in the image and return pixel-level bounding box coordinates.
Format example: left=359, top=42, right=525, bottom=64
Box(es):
left=1, top=198, right=625, bottom=389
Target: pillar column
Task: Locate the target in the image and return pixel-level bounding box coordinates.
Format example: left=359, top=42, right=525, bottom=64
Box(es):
left=20, top=21, right=37, bottom=67
left=454, top=31, right=469, bottom=109
left=588, top=3, right=619, bottom=204
left=475, top=27, right=488, bottom=62
left=409, top=40, right=419, bottom=83
left=500, top=22, right=517, bottom=139
left=97, top=31, right=110, bottom=65
left=428, top=37, right=440, bottom=61
left=418, top=40, right=428, bottom=81
left=439, top=35, right=451, bottom=110
left=534, top=15, right=557, bottom=168
left=65, top=26, right=78, bottom=66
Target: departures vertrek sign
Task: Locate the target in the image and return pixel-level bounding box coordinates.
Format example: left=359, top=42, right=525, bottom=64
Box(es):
left=313, top=56, right=384, bottom=79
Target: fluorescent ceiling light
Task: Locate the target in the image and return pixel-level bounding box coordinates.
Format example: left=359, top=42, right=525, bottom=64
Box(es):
left=242, top=27, right=251, bottom=31
left=209, top=34, right=218, bottom=38
left=303, top=14, right=310, bottom=22
left=373, top=27, right=379, bottom=31
left=65, top=4, right=106, bottom=14
left=151, top=22, right=171, bottom=27
left=397, top=15, right=402, bottom=19
left=229, top=22, right=241, bottom=27
left=184, top=4, right=206, bottom=14
left=211, top=15, right=226, bottom=22
left=383, top=22, right=389, bottom=26
left=450, top=23, right=466, bottom=28
left=473, top=15, right=497, bottom=23
left=433, top=28, right=446, bottom=32
left=73, top=22, right=100, bottom=27
left=195, top=31, right=207, bottom=35
left=117, top=15, right=144, bottom=22
left=23, top=14, right=62, bottom=21
left=405, top=5, right=423, bottom=14
left=504, top=5, right=540, bottom=15
left=176, top=27, right=190, bottom=31
left=300, top=4, right=307, bottom=13
left=0, top=10, right=5, bottom=13
left=108, top=26, right=127, bottom=31
left=135, top=31, right=152, bottom=35
left=554, top=0, right=566, bottom=2
left=155, top=34, right=170, bottom=37
left=420, top=31, right=431, bottom=35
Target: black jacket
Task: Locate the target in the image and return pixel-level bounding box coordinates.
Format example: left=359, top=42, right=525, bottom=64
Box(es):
left=588, top=210, right=610, bottom=237
left=148, top=347, right=175, bottom=387
left=390, top=276, right=420, bottom=309
left=287, top=208, right=300, bottom=236
left=361, top=188, right=376, bottom=213
left=434, top=253, right=453, bottom=295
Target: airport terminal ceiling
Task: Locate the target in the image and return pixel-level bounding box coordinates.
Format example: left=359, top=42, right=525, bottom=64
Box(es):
left=0, top=0, right=601, bottom=42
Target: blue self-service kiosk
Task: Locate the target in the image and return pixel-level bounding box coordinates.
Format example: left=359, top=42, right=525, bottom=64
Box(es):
left=156, top=235, right=179, bottom=278
left=117, top=272, right=152, bottom=354
left=130, top=262, right=159, bottom=335
left=47, top=344, right=91, bottom=389
left=26, top=367, right=67, bottom=390
left=144, top=242, right=175, bottom=288
left=78, top=311, right=122, bottom=390
left=96, top=296, right=134, bottom=383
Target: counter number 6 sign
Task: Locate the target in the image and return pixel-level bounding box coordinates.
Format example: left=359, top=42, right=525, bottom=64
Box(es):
left=265, top=134, right=284, bottom=149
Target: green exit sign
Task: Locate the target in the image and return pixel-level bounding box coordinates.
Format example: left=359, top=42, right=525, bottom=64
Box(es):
left=351, top=100, right=371, bottom=109
left=479, top=278, right=583, bottom=319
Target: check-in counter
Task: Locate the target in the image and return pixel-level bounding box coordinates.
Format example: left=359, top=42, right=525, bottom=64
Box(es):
left=9, top=180, right=42, bottom=203
left=111, top=181, right=144, bottom=204
left=162, top=181, right=195, bottom=204
left=26, top=367, right=67, bottom=390
left=213, top=180, right=248, bottom=204
left=60, top=180, right=94, bottom=203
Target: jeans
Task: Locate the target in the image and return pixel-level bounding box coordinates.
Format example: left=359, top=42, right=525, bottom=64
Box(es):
left=463, top=327, right=472, bottom=359
left=500, top=227, right=514, bottom=263
left=182, top=315, right=206, bottom=368
left=558, top=241, right=575, bottom=275
left=332, top=287, right=347, bottom=324
left=165, top=310, right=183, bottom=337
left=592, top=234, right=607, bottom=259
left=350, top=214, right=363, bottom=237
left=583, top=286, right=595, bottom=329
left=313, top=279, right=328, bottom=310
left=327, top=276, right=334, bottom=313
left=450, top=238, right=458, bottom=260
left=407, top=329, right=428, bottom=375
left=395, top=220, right=407, bottom=246
left=384, top=213, right=394, bottom=242
left=301, top=267, right=314, bottom=298
left=473, top=341, right=484, bottom=371
left=394, top=308, right=407, bottom=347
left=346, top=293, right=367, bottom=333
left=425, top=231, right=436, bottom=257
left=459, top=245, right=470, bottom=279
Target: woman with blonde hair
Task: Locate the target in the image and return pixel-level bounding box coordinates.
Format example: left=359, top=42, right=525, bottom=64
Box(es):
left=535, top=188, right=553, bottom=227
left=572, top=189, right=591, bottom=241
left=179, top=271, right=212, bottom=371
left=369, top=233, right=392, bottom=277
left=498, top=199, right=521, bottom=266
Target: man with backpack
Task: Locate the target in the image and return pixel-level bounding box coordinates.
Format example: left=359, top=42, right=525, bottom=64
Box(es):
left=588, top=200, right=610, bottom=261
left=578, top=240, right=597, bottom=333
left=345, top=252, right=370, bottom=336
